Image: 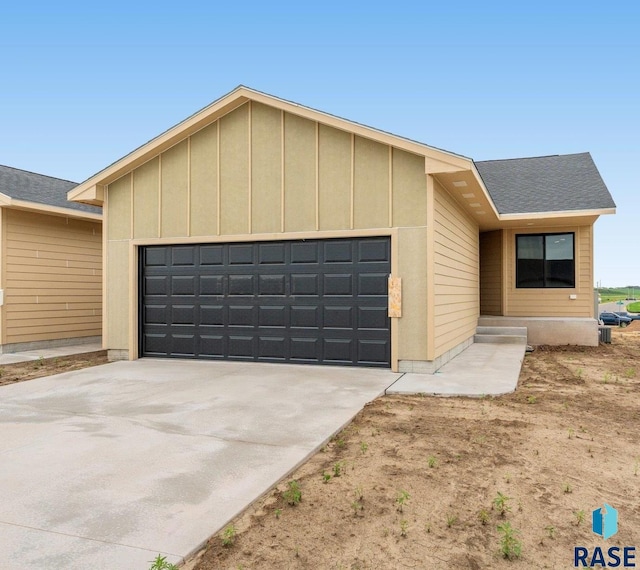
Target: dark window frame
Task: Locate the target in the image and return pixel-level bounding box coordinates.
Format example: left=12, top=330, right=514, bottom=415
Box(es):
left=515, top=232, right=576, bottom=289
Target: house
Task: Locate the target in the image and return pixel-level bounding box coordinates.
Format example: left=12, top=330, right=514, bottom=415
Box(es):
left=68, top=86, right=615, bottom=371
left=0, top=165, right=102, bottom=352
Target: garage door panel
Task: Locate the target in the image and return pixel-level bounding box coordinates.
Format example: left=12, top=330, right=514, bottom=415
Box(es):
left=199, top=245, right=224, bottom=266
left=200, top=305, right=224, bottom=326
left=171, top=305, right=196, bottom=325
left=358, top=239, right=389, bottom=262
left=259, top=306, right=286, bottom=327
left=199, top=334, right=225, bottom=357
left=228, top=305, right=255, bottom=327
left=171, top=276, right=196, bottom=296
left=258, top=274, right=286, bottom=296
left=200, top=275, right=224, bottom=295
left=324, top=306, right=353, bottom=329
left=229, top=244, right=254, bottom=264
left=358, top=339, right=390, bottom=364
left=358, top=273, right=388, bottom=295
left=291, top=274, right=318, bottom=295
left=258, top=336, right=286, bottom=360
left=291, top=306, right=319, bottom=328
left=229, top=335, right=255, bottom=358
left=324, top=274, right=353, bottom=295
left=140, top=238, right=390, bottom=367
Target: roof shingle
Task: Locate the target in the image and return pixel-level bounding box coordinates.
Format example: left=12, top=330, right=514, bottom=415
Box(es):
left=0, top=165, right=101, bottom=215
left=475, top=153, right=616, bottom=215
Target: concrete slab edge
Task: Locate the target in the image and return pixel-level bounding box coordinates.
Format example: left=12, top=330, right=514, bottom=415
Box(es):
left=178, top=385, right=390, bottom=568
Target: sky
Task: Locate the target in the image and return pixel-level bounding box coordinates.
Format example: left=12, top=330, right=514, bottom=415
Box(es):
left=1, top=1, right=638, bottom=287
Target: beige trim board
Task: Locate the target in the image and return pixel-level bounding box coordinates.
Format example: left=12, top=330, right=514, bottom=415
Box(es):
left=499, top=208, right=616, bottom=221
left=68, top=86, right=472, bottom=206
left=0, top=199, right=101, bottom=221
left=129, top=227, right=397, bottom=247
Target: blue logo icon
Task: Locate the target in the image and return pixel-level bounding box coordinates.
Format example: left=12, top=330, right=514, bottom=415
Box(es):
left=593, top=503, right=618, bottom=540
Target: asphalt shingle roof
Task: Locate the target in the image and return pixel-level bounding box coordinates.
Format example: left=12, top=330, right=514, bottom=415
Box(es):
left=0, top=165, right=101, bottom=215
left=475, top=153, right=616, bottom=215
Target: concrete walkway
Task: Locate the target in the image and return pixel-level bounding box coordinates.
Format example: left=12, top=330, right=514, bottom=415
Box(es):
left=0, top=342, right=103, bottom=364
left=387, top=342, right=526, bottom=396
left=0, top=360, right=399, bottom=570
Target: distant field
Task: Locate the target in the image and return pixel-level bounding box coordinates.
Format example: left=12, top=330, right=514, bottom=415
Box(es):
left=598, top=287, right=639, bottom=303
left=628, top=301, right=640, bottom=313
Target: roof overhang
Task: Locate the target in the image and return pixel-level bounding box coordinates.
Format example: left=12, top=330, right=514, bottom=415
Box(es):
left=68, top=86, right=472, bottom=207
left=0, top=192, right=101, bottom=221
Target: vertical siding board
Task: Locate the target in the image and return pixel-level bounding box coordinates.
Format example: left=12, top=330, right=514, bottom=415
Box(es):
left=190, top=122, right=218, bottom=237
left=250, top=103, right=282, bottom=234
left=391, top=148, right=441, bottom=229
left=318, top=124, right=351, bottom=230
left=283, top=112, right=316, bottom=232
left=160, top=140, right=189, bottom=238
left=353, top=136, right=388, bottom=229
left=220, top=104, right=250, bottom=235
left=133, top=157, right=159, bottom=239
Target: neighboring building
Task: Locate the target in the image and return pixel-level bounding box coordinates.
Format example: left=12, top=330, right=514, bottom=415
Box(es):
left=0, top=165, right=102, bottom=352
left=68, top=86, right=615, bottom=371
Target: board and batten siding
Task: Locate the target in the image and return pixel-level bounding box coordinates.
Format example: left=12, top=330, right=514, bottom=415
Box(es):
left=432, top=179, right=479, bottom=359
left=3, top=209, right=102, bottom=345
left=479, top=230, right=503, bottom=315
left=105, top=100, right=428, bottom=355
left=504, top=225, right=593, bottom=318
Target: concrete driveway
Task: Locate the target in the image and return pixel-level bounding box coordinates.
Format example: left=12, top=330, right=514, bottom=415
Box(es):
left=0, top=359, right=399, bottom=569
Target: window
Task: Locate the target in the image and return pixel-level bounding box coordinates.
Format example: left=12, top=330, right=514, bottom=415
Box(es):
left=516, top=233, right=575, bottom=288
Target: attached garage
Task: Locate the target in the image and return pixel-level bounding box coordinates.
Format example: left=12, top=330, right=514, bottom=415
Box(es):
left=68, top=86, right=615, bottom=372
left=140, top=237, right=391, bottom=367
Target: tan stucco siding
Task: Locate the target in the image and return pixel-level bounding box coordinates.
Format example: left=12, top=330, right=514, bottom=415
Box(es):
left=397, top=227, right=428, bottom=360
left=479, top=230, right=503, bottom=315
left=104, top=100, right=431, bottom=358
left=432, top=180, right=479, bottom=358
left=3, top=209, right=102, bottom=345
left=504, top=225, right=593, bottom=317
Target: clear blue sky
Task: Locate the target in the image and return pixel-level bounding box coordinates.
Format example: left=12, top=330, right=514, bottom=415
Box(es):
left=1, top=1, right=638, bottom=287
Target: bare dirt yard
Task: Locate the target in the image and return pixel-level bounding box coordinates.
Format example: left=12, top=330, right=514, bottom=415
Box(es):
left=0, top=350, right=108, bottom=387
left=186, top=324, right=640, bottom=570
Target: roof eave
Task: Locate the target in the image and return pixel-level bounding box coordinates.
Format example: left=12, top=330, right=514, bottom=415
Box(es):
left=2, top=197, right=102, bottom=221
left=499, top=207, right=616, bottom=221
left=69, top=86, right=471, bottom=206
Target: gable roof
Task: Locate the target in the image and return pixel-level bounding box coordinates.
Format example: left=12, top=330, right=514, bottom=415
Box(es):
left=0, top=164, right=101, bottom=218
left=475, top=153, right=616, bottom=215
left=67, top=85, right=475, bottom=205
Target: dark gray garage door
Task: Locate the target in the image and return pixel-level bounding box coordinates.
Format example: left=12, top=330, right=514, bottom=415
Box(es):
left=139, top=237, right=391, bottom=367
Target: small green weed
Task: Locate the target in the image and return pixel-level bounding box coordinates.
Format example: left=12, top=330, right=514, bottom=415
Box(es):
left=624, top=367, right=636, bottom=379
left=400, top=519, right=409, bottom=537
left=333, top=462, right=343, bottom=477
left=526, top=395, right=537, bottom=404
left=446, top=514, right=458, bottom=528
left=498, top=521, right=522, bottom=559
left=283, top=480, right=302, bottom=505
left=492, top=492, right=511, bottom=516
left=545, top=525, right=556, bottom=539
left=351, top=500, right=363, bottom=516
left=396, top=489, right=410, bottom=512
left=574, top=510, right=585, bottom=525
left=148, top=555, right=179, bottom=570
left=221, top=524, right=236, bottom=547
left=478, top=509, right=490, bottom=525
left=427, top=455, right=437, bottom=468
left=322, top=471, right=331, bottom=484
left=360, top=442, right=369, bottom=455
left=275, top=508, right=282, bottom=519
left=563, top=482, right=573, bottom=494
